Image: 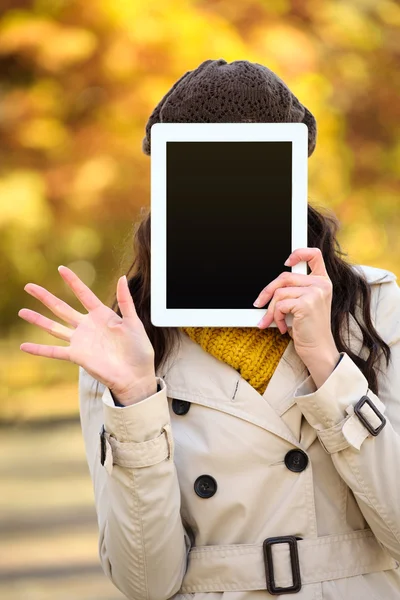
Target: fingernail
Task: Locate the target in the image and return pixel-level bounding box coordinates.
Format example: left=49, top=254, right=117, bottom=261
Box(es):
left=58, top=265, right=66, bottom=270
left=284, top=258, right=291, bottom=266
left=253, top=299, right=261, bottom=307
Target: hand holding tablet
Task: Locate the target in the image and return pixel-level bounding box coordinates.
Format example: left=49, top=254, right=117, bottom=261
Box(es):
left=150, top=122, right=309, bottom=327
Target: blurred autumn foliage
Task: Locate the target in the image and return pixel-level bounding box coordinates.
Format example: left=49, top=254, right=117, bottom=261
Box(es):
left=1, top=0, right=400, bottom=419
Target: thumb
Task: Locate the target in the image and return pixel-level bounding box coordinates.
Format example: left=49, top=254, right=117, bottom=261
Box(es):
left=117, top=275, right=138, bottom=320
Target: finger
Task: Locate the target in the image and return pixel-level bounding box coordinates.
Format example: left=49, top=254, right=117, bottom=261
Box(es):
left=20, top=342, right=71, bottom=361
left=287, top=247, right=328, bottom=277
left=24, top=283, right=85, bottom=328
left=58, top=266, right=103, bottom=312
left=254, top=272, right=319, bottom=308
left=273, top=299, right=298, bottom=334
left=18, top=308, right=74, bottom=342
left=117, top=275, right=138, bottom=321
left=259, top=287, right=304, bottom=329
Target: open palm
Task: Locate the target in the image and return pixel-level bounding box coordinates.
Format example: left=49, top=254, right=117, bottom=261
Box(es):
left=19, top=266, right=156, bottom=395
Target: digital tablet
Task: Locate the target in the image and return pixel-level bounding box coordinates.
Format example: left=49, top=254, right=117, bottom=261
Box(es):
left=150, top=122, right=308, bottom=327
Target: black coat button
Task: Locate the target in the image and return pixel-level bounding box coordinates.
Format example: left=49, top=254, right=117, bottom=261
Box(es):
left=172, top=399, right=191, bottom=415
left=194, top=475, right=217, bottom=498
left=284, top=449, right=309, bottom=472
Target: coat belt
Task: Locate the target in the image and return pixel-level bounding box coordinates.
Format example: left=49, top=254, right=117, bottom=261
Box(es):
left=179, top=529, right=399, bottom=593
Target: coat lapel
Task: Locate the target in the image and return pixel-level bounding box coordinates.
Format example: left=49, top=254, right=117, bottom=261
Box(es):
left=159, top=330, right=313, bottom=448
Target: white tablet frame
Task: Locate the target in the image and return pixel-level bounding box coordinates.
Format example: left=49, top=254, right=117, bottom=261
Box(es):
left=150, top=122, right=308, bottom=327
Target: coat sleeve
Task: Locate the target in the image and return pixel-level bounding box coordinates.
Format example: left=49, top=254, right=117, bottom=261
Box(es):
left=292, top=278, right=400, bottom=563
left=78, top=367, right=191, bottom=600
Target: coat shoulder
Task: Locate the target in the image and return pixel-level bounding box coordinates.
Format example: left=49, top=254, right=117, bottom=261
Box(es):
left=350, top=265, right=400, bottom=346
left=351, top=264, right=398, bottom=285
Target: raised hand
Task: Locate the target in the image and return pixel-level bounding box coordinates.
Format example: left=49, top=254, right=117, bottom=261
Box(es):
left=253, top=247, right=340, bottom=376
left=19, top=266, right=156, bottom=398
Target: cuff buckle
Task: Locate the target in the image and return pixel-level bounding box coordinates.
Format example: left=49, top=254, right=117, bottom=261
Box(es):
left=354, top=395, right=386, bottom=436
left=100, top=424, right=106, bottom=465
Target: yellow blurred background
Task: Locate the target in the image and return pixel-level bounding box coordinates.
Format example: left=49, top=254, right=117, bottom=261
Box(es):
left=1, top=0, right=399, bottom=598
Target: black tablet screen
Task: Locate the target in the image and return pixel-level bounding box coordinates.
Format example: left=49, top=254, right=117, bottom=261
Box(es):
left=166, top=141, right=292, bottom=309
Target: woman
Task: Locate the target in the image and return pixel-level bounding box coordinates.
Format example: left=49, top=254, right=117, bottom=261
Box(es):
left=19, top=59, right=400, bottom=599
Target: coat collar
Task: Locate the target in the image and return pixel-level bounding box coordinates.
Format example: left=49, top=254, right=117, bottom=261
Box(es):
left=158, top=330, right=310, bottom=448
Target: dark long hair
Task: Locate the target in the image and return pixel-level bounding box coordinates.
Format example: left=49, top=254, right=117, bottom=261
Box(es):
left=107, top=202, right=391, bottom=396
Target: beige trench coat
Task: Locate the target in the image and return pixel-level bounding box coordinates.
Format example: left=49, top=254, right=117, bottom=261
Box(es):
left=79, top=264, right=400, bottom=600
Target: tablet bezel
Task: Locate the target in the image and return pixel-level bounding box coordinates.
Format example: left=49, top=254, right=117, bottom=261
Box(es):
left=150, top=122, right=308, bottom=327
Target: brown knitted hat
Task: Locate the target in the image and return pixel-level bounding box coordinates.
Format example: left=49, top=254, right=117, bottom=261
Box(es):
left=142, top=58, right=317, bottom=157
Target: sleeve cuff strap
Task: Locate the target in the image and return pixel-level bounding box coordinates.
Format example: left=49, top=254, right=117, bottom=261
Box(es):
left=102, top=376, right=170, bottom=443
left=100, top=422, right=174, bottom=475
left=294, top=352, right=387, bottom=452
left=317, top=397, right=387, bottom=453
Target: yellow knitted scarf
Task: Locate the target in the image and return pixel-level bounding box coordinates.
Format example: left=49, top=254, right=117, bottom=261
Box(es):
left=179, top=326, right=291, bottom=395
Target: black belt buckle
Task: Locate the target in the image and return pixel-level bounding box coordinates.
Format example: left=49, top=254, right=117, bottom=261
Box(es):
left=263, top=535, right=302, bottom=595
left=354, top=395, right=386, bottom=436
left=99, top=424, right=106, bottom=466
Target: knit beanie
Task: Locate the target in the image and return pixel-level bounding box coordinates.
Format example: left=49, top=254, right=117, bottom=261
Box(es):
left=142, top=58, right=317, bottom=157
